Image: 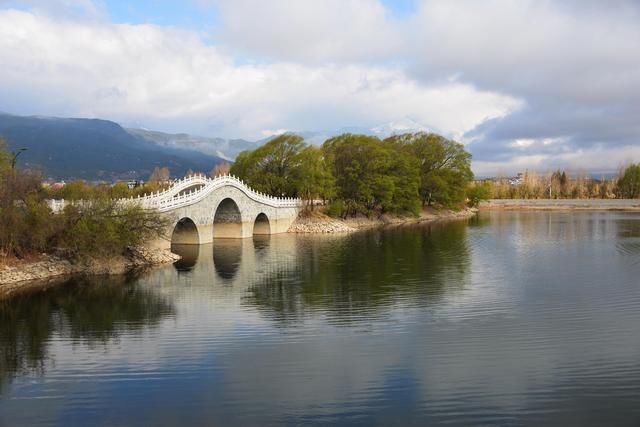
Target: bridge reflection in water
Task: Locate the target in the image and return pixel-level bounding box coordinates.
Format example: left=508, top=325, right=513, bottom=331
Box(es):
left=159, top=222, right=474, bottom=325
left=170, top=244, right=200, bottom=271
left=169, top=233, right=299, bottom=285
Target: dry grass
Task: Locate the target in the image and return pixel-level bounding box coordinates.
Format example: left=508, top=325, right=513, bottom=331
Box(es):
left=1, top=253, right=46, bottom=267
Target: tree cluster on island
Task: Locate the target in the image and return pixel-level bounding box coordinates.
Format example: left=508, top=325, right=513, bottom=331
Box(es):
left=231, top=132, right=474, bottom=217
left=228, top=132, right=640, bottom=214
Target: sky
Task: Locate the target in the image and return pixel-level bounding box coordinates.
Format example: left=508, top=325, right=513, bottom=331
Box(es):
left=0, top=0, right=638, bottom=175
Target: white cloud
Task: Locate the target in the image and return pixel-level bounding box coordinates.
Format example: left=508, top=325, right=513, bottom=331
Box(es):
left=0, top=8, right=519, bottom=140
left=509, top=138, right=564, bottom=149
left=473, top=144, right=640, bottom=177
left=260, top=129, right=288, bottom=137
left=205, top=0, right=402, bottom=63
left=1, top=0, right=639, bottom=172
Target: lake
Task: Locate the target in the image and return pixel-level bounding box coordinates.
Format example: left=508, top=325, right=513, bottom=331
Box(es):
left=1, top=211, right=640, bottom=426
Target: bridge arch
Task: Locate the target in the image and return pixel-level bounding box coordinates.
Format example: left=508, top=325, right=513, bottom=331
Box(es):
left=213, top=197, right=243, bottom=239
left=253, top=212, right=271, bottom=235
left=171, top=217, right=200, bottom=245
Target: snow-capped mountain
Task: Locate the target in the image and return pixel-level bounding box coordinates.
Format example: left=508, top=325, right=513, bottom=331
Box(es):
left=370, top=117, right=431, bottom=138
left=289, top=118, right=433, bottom=146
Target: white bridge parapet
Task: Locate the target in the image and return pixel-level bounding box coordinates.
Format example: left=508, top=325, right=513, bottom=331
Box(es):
left=124, top=174, right=300, bottom=211
left=127, top=174, right=302, bottom=246
left=47, top=174, right=302, bottom=246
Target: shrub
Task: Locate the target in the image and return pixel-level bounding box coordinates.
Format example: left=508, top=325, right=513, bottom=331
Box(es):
left=467, top=181, right=493, bottom=207
left=326, top=199, right=346, bottom=218
left=617, top=164, right=640, bottom=199
left=59, top=201, right=168, bottom=258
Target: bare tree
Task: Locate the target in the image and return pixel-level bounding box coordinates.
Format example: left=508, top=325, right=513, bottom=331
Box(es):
left=148, top=167, right=170, bottom=183
left=210, top=163, right=231, bottom=177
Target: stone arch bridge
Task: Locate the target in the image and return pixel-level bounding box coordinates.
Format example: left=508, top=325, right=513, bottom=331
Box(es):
left=125, top=174, right=301, bottom=248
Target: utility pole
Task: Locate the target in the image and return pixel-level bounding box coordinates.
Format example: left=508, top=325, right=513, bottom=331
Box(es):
left=11, top=148, right=27, bottom=170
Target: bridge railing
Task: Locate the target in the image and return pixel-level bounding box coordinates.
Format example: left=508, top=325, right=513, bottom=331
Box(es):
left=47, top=174, right=301, bottom=213
left=126, top=174, right=210, bottom=205
left=120, top=174, right=301, bottom=211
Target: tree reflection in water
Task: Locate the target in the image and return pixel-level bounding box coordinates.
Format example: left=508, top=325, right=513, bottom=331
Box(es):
left=616, top=215, right=640, bottom=263
left=166, top=220, right=476, bottom=325
left=244, top=220, right=474, bottom=325
left=0, top=219, right=478, bottom=389
left=0, top=275, right=175, bottom=392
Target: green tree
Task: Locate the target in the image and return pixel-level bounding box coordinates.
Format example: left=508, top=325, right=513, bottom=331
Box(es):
left=391, top=133, right=473, bottom=207
left=109, top=182, right=131, bottom=199
left=231, top=134, right=334, bottom=204
left=322, top=134, right=420, bottom=215
left=292, top=145, right=335, bottom=208
left=617, top=164, right=640, bottom=198
left=56, top=180, right=96, bottom=201
left=384, top=139, right=421, bottom=215
left=323, top=134, right=392, bottom=215
left=231, top=134, right=306, bottom=197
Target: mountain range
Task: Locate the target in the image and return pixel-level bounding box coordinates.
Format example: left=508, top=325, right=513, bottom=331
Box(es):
left=0, top=113, right=226, bottom=181
left=0, top=113, right=432, bottom=181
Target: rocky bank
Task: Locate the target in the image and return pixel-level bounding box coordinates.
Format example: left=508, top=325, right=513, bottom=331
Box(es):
left=288, top=207, right=478, bottom=233
left=0, top=247, right=180, bottom=298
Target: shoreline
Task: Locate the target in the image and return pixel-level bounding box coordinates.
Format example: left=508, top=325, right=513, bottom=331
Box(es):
left=288, top=207, right=478, bottom=233
left=8, top=199, right=634, bottom=296
left=480, top=199, right=640, bottom=211
left=1, top=207, right=478, bottom=296
left=0, top=247, right=179, bottom=299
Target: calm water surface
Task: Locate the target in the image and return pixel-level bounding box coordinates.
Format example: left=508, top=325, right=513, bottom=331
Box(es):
left=1, top=211, right=640, bottom=426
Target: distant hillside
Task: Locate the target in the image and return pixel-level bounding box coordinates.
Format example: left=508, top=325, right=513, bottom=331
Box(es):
left=0, top=113, right=436, bottom=180
left=127, top=117, right=434, bottom=160
left=127, top=128, right=260, bottom=161
left=0, top=114, right=226, bottom=180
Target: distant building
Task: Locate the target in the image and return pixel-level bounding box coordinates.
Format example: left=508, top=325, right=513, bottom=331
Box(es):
left=126, top=180, right=144, bottom=189
left=483, top=172, right=524, bottom=187
left=111, top=180, right=144, bottom=189
left=49, top=181, right=66, bottom=190
left=509, top=173, right=524, bottom=186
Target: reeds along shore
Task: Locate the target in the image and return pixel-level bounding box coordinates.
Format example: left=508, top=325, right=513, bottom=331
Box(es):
left=483, top=166, right=640, bottom=200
